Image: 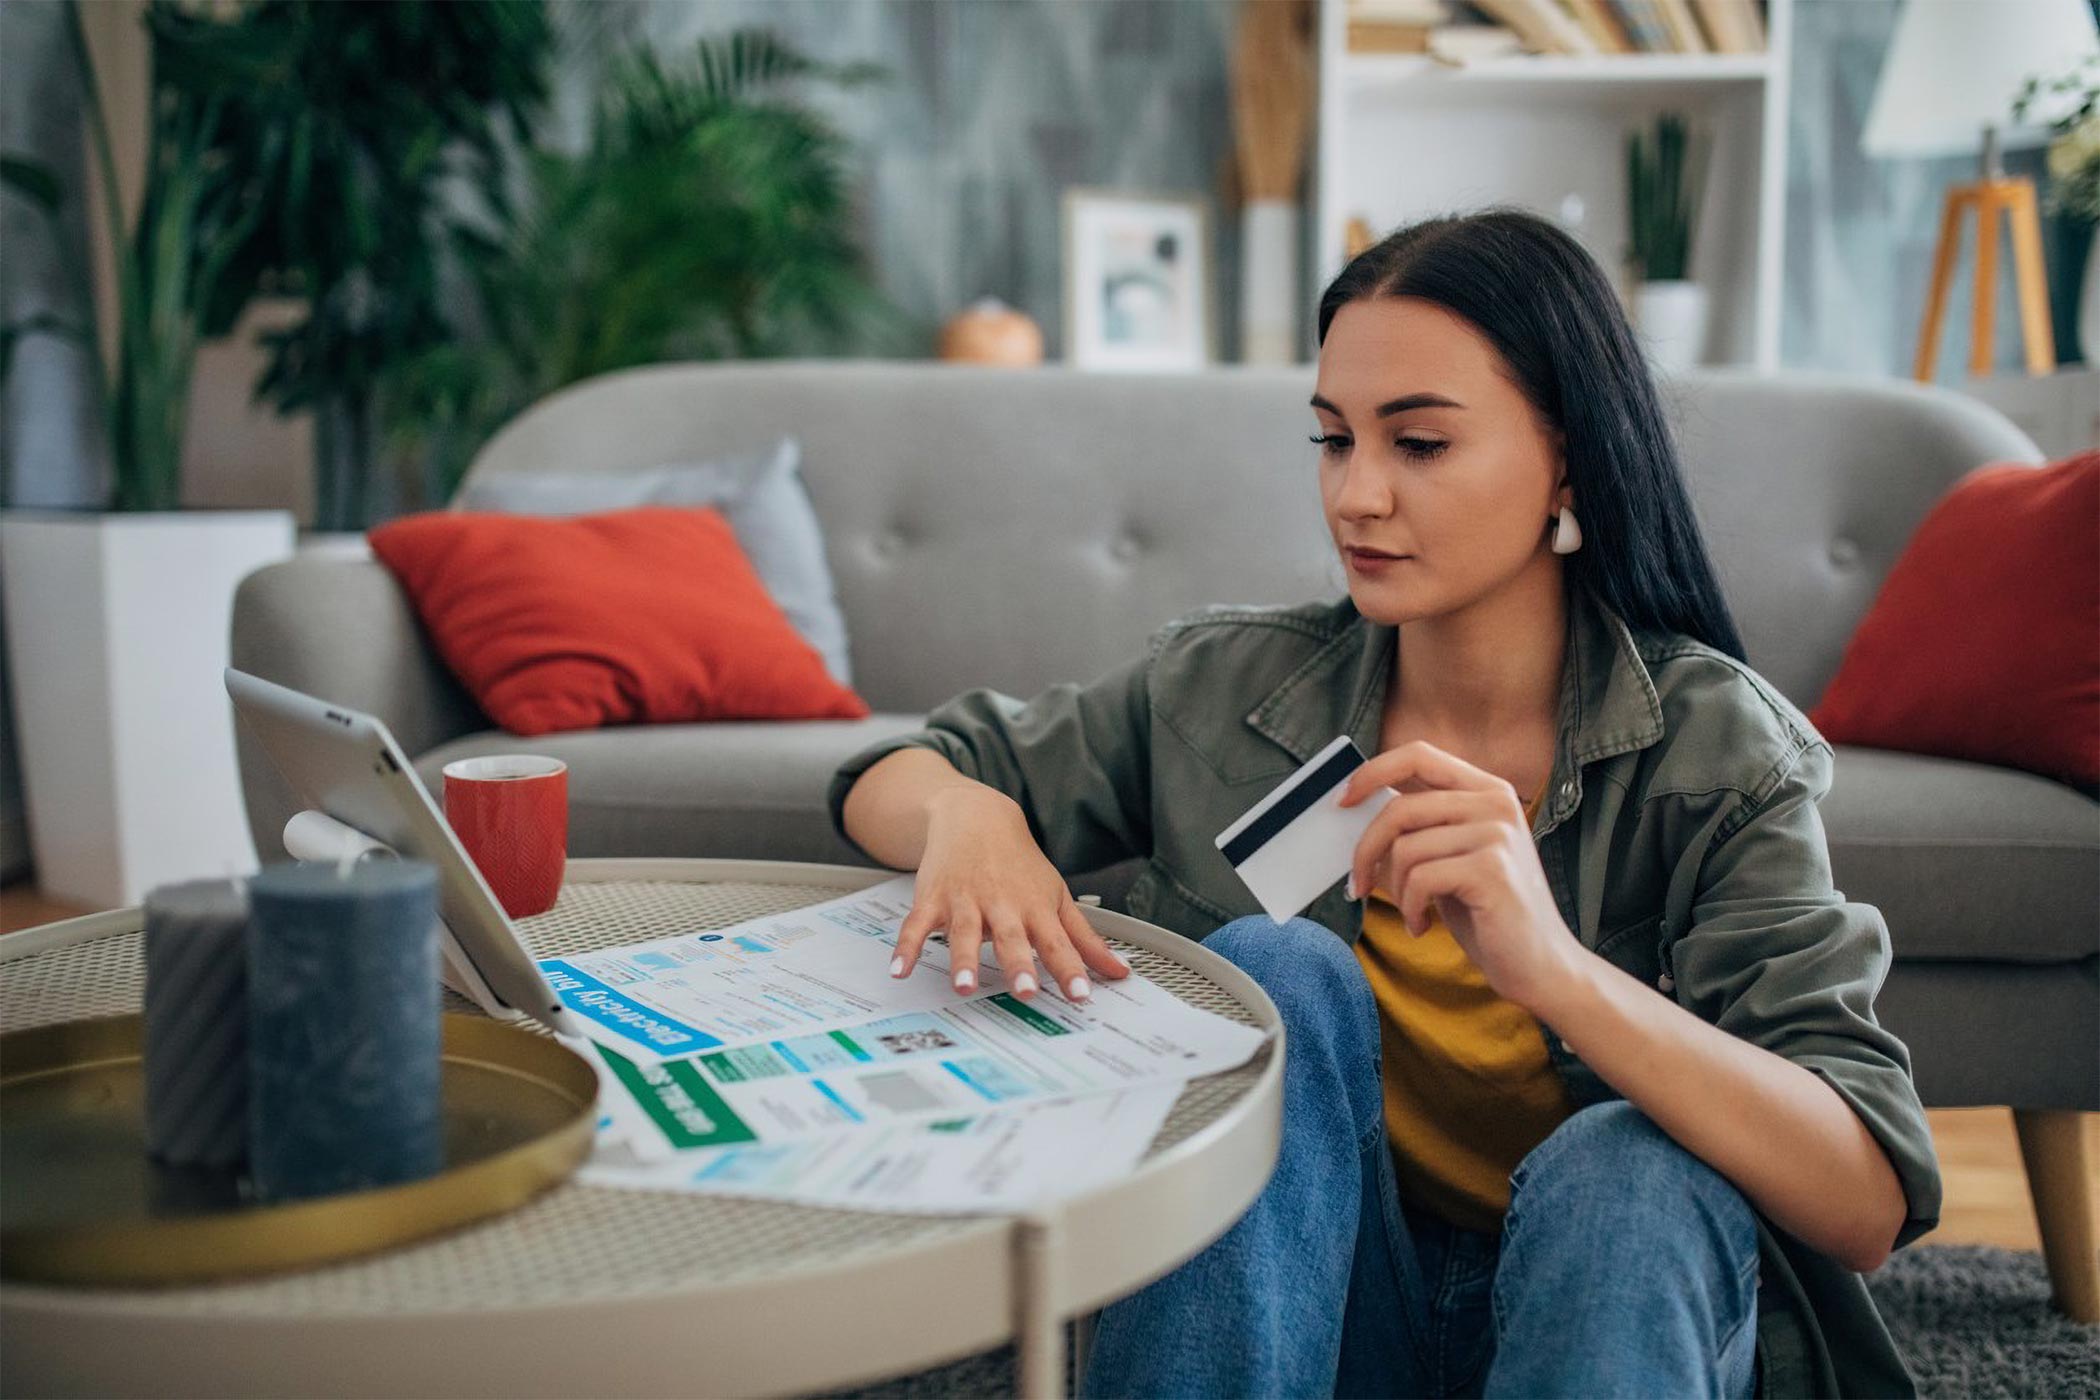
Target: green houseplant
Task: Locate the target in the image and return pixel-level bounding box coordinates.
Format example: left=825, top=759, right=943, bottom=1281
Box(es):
left=379, top=27, right=921, bottom=504
left=3, top=0, right=553, bottom=523
left=157, top=0, right=555, bottom=529
left=1625, top=111, right=1713, bottom=373
left=1, top=0, right=257, bottom=511
left=0, top=0, right=297, bottom=905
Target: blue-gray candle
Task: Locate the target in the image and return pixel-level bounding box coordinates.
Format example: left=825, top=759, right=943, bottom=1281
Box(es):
left=142, top=878, right=251, bottom=1169
left=245, top=858, right=444, bottom=1201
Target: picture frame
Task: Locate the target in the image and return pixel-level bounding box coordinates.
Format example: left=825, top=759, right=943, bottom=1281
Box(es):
left=1061, top=188, right=1214, bottom=372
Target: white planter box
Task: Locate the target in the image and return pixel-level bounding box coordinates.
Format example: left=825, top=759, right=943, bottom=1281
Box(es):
left=0, top=510, right=297, bottom=908
left=1634, top=279, right=1713, bottom=373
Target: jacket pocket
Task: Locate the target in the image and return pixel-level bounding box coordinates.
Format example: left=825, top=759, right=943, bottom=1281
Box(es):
left=1152, top=702, right=1303, bottom=789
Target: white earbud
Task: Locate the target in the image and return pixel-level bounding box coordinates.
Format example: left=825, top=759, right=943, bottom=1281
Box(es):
left=1550, top=505, right=1583, bottom=555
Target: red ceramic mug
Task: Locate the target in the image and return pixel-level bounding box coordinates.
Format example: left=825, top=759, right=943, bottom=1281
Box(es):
left=441, top=755, right=568, bottom=918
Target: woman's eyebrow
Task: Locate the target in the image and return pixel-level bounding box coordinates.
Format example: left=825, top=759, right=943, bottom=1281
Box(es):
left=1308, top=391, right=1466, bottom=417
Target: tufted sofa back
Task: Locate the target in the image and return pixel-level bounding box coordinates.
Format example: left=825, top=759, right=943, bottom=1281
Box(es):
left=461, top=360, right=2041, bottom=716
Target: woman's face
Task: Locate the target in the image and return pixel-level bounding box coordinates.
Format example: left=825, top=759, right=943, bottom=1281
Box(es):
left=1311, top=295, right=1568, bottom=625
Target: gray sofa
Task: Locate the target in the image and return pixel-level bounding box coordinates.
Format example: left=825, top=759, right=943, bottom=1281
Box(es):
left=232, top=359, right=2098, bottom=1317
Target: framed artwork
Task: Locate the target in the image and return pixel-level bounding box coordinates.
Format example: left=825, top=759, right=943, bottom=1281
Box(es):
left=1061, top=188, right=1214, bottom=371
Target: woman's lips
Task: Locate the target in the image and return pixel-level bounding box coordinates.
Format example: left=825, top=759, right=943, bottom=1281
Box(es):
left=1346, top=547, right=1411, bottom=571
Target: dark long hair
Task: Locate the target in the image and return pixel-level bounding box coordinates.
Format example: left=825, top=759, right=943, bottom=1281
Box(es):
left=1315, top=206, right=1746, bottom=662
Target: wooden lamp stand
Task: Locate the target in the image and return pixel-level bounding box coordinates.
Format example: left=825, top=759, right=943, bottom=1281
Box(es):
left=1914, top=171, right=2056, bottom=382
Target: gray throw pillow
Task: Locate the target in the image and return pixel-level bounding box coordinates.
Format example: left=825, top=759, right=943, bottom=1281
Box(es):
left=455, top=436, right=854, bottom=687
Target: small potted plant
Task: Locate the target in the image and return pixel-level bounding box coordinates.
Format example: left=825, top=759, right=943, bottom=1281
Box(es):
left=1625, top=111, right=1712, bottom=373
left=2012, top=54, right=2100, bottom=366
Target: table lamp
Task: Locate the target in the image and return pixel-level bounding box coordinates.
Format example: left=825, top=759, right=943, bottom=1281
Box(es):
left=1862, top=0, right=2100, bottom=380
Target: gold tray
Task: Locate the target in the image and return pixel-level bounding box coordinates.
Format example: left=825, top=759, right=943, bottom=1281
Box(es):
left=0, top=1012, right=597, bottom=1287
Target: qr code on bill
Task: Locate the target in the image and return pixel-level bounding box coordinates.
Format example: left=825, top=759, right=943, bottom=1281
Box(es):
left=877, top=1027, right=958, bottom=1055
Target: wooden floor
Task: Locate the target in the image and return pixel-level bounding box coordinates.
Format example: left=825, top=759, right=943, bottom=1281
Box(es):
left=0, top=885, right=93, bottom=933
left=4, top=883, right=2093, bottom=1255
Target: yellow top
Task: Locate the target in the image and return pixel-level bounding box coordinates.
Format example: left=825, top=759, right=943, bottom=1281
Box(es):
left=1353, top=785, right=1574, bottom=1235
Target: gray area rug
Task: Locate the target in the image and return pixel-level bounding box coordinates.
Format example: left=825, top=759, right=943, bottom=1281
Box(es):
left=806, top=1243, right=2099, bottom=1397
left=1867, top=1243, right=2100, bottom=1398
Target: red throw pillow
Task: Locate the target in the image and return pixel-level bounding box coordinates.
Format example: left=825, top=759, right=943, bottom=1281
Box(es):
left=368, top=505, right=870, bottom=736
left=1809, top=451, right=2099, bottom=794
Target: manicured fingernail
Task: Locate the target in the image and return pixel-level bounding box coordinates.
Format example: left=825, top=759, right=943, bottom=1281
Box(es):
left=1346, top=871, right=1360, bottom=901
left=954, top=968, right=975, bottom=992
left=1015, top=971, right=1038, bottom=996
left=1067, top=975, right=1091, bottom=1002
left=889, top=955, right=906, bottom=978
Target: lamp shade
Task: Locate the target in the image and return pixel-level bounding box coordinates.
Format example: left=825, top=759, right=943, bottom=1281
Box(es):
left=1862, top=0, right=2099, bottom=158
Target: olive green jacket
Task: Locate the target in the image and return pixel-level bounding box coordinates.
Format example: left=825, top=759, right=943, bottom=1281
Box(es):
left=826, top=582, right=1944, bottom=1399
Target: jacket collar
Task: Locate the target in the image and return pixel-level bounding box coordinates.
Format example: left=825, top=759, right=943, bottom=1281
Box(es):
left=1244, top=582, right=1665, bottom=838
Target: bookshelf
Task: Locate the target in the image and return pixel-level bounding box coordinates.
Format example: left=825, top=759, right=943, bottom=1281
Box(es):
left=1311, top=0, right=1793, bottom=369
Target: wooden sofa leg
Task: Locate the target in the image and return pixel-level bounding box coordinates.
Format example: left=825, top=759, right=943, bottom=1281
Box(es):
left=2011, top=1108, right=2100, bottom=1324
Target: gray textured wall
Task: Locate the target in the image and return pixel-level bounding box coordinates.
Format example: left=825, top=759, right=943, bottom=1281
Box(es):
left=548, top=0, right=1259, bottom=363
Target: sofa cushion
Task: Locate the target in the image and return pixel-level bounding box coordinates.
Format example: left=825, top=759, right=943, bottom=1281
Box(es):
left=456, top=436, right=856, bottom=688
left=1809, top=451, right=2099, bottom=795
left=1821, top=744, right=2100, bottom=964
left=418, top=715, right=933, bottom=866
left=369, top=506, right=868, bottom=736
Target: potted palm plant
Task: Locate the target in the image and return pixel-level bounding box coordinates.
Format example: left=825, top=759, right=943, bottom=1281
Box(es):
left=0, top=0, right=297, bottom=906
left=164, top=0, right=553, bottom=529
left=377, top=27, right=918, bottom=503
left=1625, top=111, right=1712, bottom=372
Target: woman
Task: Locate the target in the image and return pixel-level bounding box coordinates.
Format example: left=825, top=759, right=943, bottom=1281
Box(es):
left=827, top=208, right=1941, bottom=1398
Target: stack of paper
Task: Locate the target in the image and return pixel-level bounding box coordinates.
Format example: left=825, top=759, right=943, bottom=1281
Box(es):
left=552, top=876, right=1268, bottom=1215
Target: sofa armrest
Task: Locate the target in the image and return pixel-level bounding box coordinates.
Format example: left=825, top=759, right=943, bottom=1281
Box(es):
left=230, top=555, right=486, bottom=860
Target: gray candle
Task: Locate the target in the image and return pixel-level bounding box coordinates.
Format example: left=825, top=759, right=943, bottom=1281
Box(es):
left=245, top=858, right=444, bottom=1201
left=142, top=878, right=252, bottom=1169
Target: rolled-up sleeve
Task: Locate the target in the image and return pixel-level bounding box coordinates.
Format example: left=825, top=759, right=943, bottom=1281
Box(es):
left=825, top=645, right=1155, bottom=877
left=1666, top=738, right=1944, bottom=1254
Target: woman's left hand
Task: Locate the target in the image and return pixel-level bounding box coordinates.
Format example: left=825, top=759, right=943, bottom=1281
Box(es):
left=1338, top=740, right=1589, bottom=1016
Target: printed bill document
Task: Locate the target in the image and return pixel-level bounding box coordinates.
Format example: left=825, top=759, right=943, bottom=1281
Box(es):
left=554, top=875, right=1267, bottom=1212
left=582, top=1083, right=1185, bottom=1215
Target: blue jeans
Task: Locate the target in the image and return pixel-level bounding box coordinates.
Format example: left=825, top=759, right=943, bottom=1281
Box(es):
left=1082, top=916, right=1762, bottom=1399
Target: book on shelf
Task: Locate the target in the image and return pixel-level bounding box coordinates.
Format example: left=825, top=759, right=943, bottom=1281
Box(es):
left=1348, top=20, right=1434, bottom=53
left=1385, top=0, right=1762, bottom=61
left=1348, top=0, right=1453, bottom=22
left=1466, top=0, right=1598, bottom=54
left=1564, top=0, right=1635, bottom=53
left=1426, top=23, right=1525, bottom=65
left=1347, top=0, right=1455, bottom=51
left=1605, top=0, right=1674, bottom=52
left=1692, top=0, right=1765, bottom=53
left=1654, top=0, right=1711, bottom=52
left=1737, top=0, right=1766, bottom=50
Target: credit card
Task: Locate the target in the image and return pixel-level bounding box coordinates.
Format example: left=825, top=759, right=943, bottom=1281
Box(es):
left=1214, top=734, right=1398, bottom=925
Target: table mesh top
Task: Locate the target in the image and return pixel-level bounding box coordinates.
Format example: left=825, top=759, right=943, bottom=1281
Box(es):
left=0, top=875, right=1270, bottom=1318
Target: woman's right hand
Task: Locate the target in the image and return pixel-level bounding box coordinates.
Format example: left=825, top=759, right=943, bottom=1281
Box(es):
left=889, top=785, right=1132, bottom=1004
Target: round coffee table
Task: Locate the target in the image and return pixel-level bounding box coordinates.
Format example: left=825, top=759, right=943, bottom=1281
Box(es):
left=0, top=858, right=1283, bottom=1399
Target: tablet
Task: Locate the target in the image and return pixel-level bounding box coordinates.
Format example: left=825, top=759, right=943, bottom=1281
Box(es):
left=225, top=667, right=580, bottom=1035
